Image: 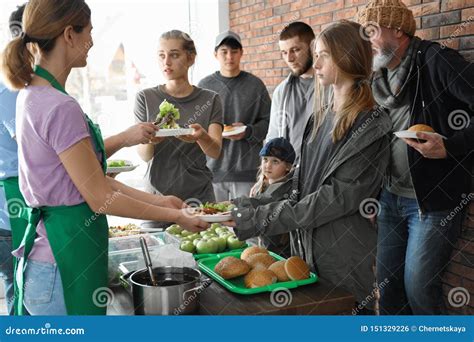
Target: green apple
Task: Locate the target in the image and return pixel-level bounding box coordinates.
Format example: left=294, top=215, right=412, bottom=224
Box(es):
left=180, top=230, right=192, bottom=237
left=166, top=224, right=183, bottom=235
left=196, top=239, right=218, bottom=254
left=219, top=232, right=233, bottom=240
left=193, top=238, right=202, bottom=247
left=188, top=233, right=200, bottom=241
left=227, top=236, right=246, bottom=250
left=211, top=237, right=227, bottom=253
left=215, top=227, right=229, bottom=235
left=199, top=231, right=208, bottom=237
left=202, top=233, right=218, bottom=240
left=180, top=240, right=195, bottom=254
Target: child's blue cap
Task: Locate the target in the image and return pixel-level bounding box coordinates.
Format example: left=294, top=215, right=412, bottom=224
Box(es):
left=259, top=137, right=296, bottom=164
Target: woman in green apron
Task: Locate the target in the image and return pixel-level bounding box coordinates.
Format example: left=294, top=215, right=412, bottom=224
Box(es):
left=1, top=0, right=208, bottom=316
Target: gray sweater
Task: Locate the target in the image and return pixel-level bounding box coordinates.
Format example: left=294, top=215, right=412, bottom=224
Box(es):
left=266, top=74, right=314, bottom=165
left=198, top=71, right=270, bottom=183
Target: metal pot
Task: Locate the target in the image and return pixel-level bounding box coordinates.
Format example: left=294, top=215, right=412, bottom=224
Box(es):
left=124, top=266, right=210, bottom=315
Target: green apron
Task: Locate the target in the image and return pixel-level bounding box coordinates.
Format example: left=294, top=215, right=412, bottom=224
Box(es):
left=15, top=65, right=109, bottom=315
left=0, top=176, right=27, bottom=315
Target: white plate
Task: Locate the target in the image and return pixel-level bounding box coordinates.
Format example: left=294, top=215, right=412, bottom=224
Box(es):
left=394, top=130, right=447, bottom=140
left=195, top=213, right=233, bottom=223
left=222, top=126, right=246, bottom=137
left=106, top=160, right=138, bottom=173
left=155, top=128, right=194, bottom=137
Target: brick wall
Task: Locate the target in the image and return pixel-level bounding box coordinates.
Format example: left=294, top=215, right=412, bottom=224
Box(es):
left=229, top=0, right=474, bottom=314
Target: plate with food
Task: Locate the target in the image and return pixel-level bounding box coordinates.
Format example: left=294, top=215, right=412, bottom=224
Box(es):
left=154, top=100, right=195, bottom=137
left=108, top=223, right=142, bottom=238
left=106, top=160, right=138, bottom=173
left=222, top=125, right=247, bottom=137
left=394, top=124, right=446, bottom=140
left=190, top=202, right=235, bottom=222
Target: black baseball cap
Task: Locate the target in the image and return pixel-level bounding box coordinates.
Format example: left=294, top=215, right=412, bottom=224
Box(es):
left=259, top=137, right=296, bottom=164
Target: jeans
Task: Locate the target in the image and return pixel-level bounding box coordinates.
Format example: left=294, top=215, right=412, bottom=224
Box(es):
left=213, top=181, right=254, bottom=202
left=376, top=189, right=462, bottom=315
left=0, top=229, right=14, bottom=315
left=23, top=260, right=67, bottom=315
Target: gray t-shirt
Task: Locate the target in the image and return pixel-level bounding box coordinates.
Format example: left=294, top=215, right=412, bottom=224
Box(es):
left=198, top=71, right=271, bottom=183
left=134, top=85, right=223, bottom=203
left=385, top=68, right=416, bottom=198
left=266, top=74, right=314, bottom=166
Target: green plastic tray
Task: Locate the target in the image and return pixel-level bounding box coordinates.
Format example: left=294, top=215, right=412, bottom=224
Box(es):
left=197, top=250, right=318, bottom=295
left=193, top=246, right=247, bottom=260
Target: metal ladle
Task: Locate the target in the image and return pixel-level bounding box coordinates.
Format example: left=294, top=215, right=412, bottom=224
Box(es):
left=139, top=237, right=158, bottom=286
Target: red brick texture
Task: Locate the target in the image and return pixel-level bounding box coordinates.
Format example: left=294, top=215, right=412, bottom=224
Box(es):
left=229, top=0, right=474, bottom=315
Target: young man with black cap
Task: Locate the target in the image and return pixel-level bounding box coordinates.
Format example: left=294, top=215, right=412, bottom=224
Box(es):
left=266, top=21, right=315, bottom=164
left=358, top=0, right=474, bottom=315
left=199, top=31, right=271, bottom=202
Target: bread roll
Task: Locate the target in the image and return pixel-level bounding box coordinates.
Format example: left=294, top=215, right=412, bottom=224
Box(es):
left=268, top=260, right=290, bottom=282
left=214, top=256, right=250, bottom=279
left=246, top=253, right=275, bottom=270
left=284, top=256, right=310, bottom=280
left=241, top=246, right=269, bottom=262
left=244, top=269, right=277, bottom=288
left=224, top=125, right=234, bottom=132
left=408, top=124, right=435, bottom=133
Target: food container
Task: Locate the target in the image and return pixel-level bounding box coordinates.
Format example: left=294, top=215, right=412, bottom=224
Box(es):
left=197, top=251, right=318, bottom=295
left=108, top=233, right=164, bottom=285
left=122, top=266, right=211, bottom=315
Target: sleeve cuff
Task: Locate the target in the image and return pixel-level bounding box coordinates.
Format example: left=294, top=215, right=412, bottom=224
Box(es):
left=244, top=125, right=253, bottom=139
left=231, top=206, right=259, bottom=241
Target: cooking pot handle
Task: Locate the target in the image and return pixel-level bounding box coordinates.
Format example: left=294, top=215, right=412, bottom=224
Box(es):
left=182, top=276, right=212, bottom=300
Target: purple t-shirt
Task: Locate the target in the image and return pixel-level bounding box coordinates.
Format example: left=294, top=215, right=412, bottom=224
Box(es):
left=14, top=85, right=99, bottom=263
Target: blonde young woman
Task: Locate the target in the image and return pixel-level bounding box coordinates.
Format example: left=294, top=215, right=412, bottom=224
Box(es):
left=135, top=30, right=223, bottom=225
left=0, top=0, right=208, bottom=316
left=227, top=20, right=391, bottom=311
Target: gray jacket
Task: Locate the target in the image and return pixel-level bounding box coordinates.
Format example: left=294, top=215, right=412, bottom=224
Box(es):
left=232, top=108, right=392, bottom=304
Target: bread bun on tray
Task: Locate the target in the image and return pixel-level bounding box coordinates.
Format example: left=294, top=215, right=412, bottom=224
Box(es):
left=214, top=256, right=250, bottom=279
left=268, top=260, right=290, bottom=282
left=241, top=246, right=269, bottom=262
left=407, top=124, right=435, bottom=133
left=244, top=269, right=277, bottom=288
left=246, top=253, right=275, bottom=270
left=284, top=256, right=310, bottom=280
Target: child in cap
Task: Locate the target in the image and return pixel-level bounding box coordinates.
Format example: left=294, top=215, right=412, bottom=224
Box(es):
left=249, top=137, right=295, bottom=257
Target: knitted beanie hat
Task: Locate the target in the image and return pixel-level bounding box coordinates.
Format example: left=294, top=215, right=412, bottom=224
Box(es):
left=357, top=0, right=416, bottom=36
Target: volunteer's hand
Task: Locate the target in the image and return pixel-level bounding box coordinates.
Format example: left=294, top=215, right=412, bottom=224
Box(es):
left=176, top=209, right=209, bottom=232
left=122, top=122, right=158, bottom=146
left=402, top=132, right=447, bottom=159
left=160, top=195, right=184, bottom=209
left=225, top=122, right=247, bottom=141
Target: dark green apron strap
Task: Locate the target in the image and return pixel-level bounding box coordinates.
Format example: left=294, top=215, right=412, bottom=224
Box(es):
left=14, top=207, right=41, bottom=316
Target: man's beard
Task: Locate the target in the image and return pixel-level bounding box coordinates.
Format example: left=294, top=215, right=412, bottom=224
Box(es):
left=291, top=54, right=313, bottom=77
left=373, top=43, right=397, bottom=71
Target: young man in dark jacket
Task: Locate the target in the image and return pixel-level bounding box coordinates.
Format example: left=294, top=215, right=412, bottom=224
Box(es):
left=199, top=31, right=271, bottom=201
left=358, top=0, right=474, bottom=315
